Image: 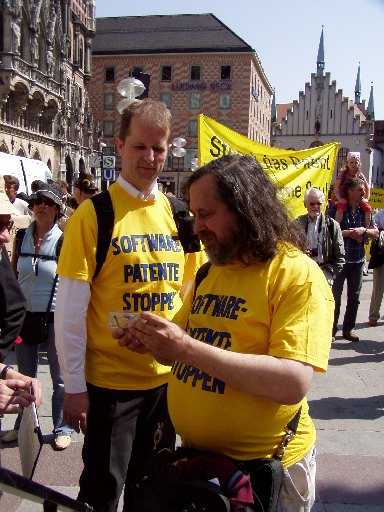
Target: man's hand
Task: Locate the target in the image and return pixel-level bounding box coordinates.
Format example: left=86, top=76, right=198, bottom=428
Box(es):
left=347, top=227, right=365, bottom=243
left=63, top=392, right=89, bottom=434
left=0, top=379, right=37, bottom=415
left=128, top=312, right=191, bottom=362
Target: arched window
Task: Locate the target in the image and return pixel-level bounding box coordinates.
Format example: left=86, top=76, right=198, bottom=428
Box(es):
left=336, top=147, right=349, bottom=176
left=309, top=140, right=323, bottom=148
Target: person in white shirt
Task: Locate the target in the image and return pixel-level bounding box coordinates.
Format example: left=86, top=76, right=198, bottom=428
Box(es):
left=3, top=175, right=32, bottom=217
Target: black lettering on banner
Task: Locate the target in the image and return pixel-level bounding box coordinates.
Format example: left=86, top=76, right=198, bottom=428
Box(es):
left=210, top=136, right=222, bottom=158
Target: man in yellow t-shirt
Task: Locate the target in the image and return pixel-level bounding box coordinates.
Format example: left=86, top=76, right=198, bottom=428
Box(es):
left=117, top=154, right=334, bottom=512
left=55, top=100, right=205, bottom=512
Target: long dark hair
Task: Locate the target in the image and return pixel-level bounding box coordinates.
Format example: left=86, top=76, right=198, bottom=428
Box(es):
left=187, top=154, right=306, bottom=264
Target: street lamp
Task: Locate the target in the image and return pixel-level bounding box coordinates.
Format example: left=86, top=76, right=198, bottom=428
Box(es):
left=191, top=155, right=199, bottom=172
left=116, top=77, right=146, bottom=114
left=172, top=136, right=186, bottom=197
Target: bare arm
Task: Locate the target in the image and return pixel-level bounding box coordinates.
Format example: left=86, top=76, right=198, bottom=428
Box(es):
left=120, top=313, right=314, bottom=405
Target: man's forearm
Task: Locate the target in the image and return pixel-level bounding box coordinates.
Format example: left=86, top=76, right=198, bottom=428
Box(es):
left=55, top=276, right=90, bottom=394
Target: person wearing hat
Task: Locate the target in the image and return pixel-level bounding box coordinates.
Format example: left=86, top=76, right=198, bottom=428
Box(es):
left=2, top=183, right=73, bottom=449
left=334, top=152, right=371, bottom=229
left=73, top=173, right=99, bottom=206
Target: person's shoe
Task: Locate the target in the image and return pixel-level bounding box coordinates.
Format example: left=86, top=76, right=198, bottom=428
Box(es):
left=343, top=331, right=360, bottom=342
left=54, top=435, right=71, bottom=450
left=368, top=319, right=378, bottom=327
left=1, top=429, right=18, bottom=443
left=363, top=268, right=369, bottom=276
left=332, top=336, right=336, bottom=342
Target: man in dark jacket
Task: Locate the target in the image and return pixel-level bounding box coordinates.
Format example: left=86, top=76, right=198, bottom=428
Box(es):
left=296, top=187, right=345, bottom=286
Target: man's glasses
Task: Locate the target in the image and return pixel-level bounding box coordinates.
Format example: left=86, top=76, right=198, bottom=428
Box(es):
left=34, top=198, right=56, bottom=208
left=0, top=220, right=14, bottom=232
left=309, top=202, right=323, bottom=206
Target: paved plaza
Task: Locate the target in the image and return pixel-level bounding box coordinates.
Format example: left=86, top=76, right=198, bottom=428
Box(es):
left=1, top=272, right=383, bottom=511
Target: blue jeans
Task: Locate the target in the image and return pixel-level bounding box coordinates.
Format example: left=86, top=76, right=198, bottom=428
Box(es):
left=14, top=323, right=73, bottom=436
left=332, top=261, right=364, bottom=334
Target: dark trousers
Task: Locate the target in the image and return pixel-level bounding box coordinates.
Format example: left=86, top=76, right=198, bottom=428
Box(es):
left=332, top=261, right=364, bottom=334
left=77, top=383, right=176, bottom=512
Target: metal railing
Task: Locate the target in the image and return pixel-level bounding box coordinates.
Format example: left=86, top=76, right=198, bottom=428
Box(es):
left=0, top=468, right=92, bottom=511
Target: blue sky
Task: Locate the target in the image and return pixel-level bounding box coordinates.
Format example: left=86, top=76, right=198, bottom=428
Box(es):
left=95, top=0, right=384, bottom=119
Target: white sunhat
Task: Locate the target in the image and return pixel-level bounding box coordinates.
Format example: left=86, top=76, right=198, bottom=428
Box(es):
left=346, top=151, right=361, bottom=162
left=0, top=176, right=19, bottom=215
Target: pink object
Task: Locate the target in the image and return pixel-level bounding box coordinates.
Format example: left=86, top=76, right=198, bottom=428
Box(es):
left=15, top=335, right=22, bottom=344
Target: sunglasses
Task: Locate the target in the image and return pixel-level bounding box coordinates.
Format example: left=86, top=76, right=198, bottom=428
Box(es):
left=0, top=219, right=14, bottom=232
left=309, top=202, right=323, bottom=206
left=34, top=198, right=56, bottom=208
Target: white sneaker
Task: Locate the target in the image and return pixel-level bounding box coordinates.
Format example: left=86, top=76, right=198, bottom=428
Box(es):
left=1, top=429, right=18, bottom=443
left=54, top=435, right=71, bottom=450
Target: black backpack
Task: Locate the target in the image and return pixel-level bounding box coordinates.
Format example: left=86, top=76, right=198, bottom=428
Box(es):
left=90, top=191, right=201, bottom=279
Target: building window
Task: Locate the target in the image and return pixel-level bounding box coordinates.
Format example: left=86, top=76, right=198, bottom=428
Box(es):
left=190, top=65, right=201, bottom=81
left=160, top=92, right=172, bottom=108
left=103, top=120, right=115, bottom=137
left=161, top=66, right=172, bottom=81
left=189, top=93, right=201, bottom=109
left=221, top=119, right=232, bottom=129
left=104, top=93, right=115, bottom=110
left=221, top=65, right=231, bottom=80
left=105, top=67, right=115, bottom=82
left=188, top=119, right=198, bottom=138
left=219, top=93, right=231, bottom=109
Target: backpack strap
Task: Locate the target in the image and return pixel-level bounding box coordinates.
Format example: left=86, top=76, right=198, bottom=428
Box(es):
left=192, top=262, right=212, bottom=301
left=325, top=215, right=335, bottom=239
left=90, top=190, right=114, bottom=280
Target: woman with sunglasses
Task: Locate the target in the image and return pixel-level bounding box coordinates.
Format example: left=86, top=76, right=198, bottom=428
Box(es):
left=3, top=183, right=73, bottom=450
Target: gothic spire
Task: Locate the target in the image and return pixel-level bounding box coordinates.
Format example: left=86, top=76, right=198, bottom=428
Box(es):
left=316, top=26, right=325, bottom=77
left=354, top=63, right=361, bottom=104
left=367, top=82, right=375, bottom=120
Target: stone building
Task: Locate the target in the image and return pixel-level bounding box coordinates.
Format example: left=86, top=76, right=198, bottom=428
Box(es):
left=271, top=28, right=375, bottom=188
left=0, top=0, right=96, bottom=185
left=89, top=13, right=272, bottom=195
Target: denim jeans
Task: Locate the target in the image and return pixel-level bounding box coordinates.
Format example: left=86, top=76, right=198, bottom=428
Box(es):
left=14, top=323, right=73, bottom=436
left=332, top=261, right=364, bottom=334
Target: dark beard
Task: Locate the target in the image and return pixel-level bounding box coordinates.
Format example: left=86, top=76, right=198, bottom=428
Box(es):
left=202, top=229, right=242, bottom=266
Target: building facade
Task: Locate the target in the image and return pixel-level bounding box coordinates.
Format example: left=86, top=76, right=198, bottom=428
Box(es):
left=271, top=29, right=375, bottom=190
left=89, top=13, right=272, bottom=195
left=0, top=0, right=96, bottom=185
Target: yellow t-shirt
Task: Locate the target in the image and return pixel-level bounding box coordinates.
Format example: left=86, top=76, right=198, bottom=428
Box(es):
left=168, top=246, right=334, bottom=468
left=57, top=182, right=206, bottom=390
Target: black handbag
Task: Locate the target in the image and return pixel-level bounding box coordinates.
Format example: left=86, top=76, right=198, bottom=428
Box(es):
left=18, top=276, right=58, bottom=345
left=133, top=408, right=301, bottom=512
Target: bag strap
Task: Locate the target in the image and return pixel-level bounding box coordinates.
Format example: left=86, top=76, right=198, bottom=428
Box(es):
left=192, top=261, right=212, bottom=301
left=273, top=406, right=302, bottom=461
left=45, top=274, right=59, bottom=317
left=90, top=190, right=115, bottom=280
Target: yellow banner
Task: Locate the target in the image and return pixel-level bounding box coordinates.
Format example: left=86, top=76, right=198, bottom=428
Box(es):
left=370, top=188, right=384, bottom=210
left=198, top=114, right=340, bottom=217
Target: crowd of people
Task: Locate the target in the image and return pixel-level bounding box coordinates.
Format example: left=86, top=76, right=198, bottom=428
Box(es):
left=0, top=100, right=383, bottom=512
